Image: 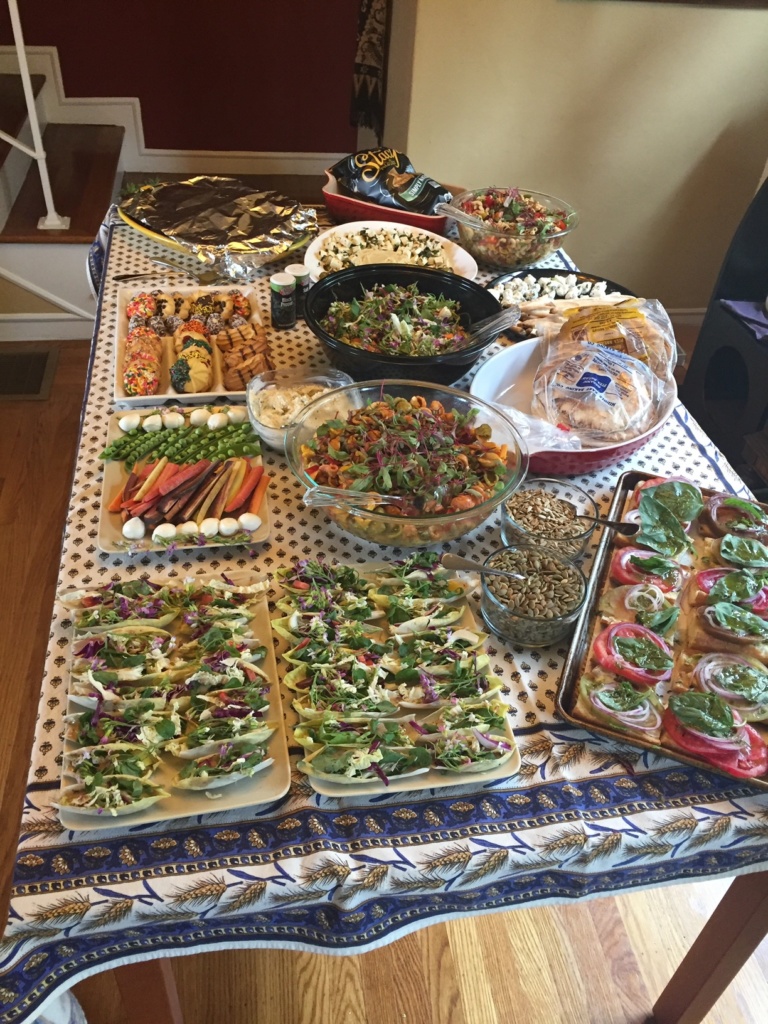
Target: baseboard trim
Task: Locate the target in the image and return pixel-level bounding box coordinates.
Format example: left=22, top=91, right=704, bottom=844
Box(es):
left=668, top=308, right=705, bottom=328
left=0, top=312, right=93, bottom=341
left=0, top=46, right=345, bottom=175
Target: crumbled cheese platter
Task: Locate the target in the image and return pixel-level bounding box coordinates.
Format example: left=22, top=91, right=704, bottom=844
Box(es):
left=558, top=471, right=768, bottom=790
left=55, top=572, right=290, bottom=830
left=273, top=554, right=520, bottom=797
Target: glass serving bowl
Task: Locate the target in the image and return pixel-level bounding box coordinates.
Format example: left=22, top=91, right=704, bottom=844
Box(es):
left=500, top=476, right=597, bottom=560
left=246, top=369, right=353, bottom=453
left=480, top=544, right=587, bottom=647
left=449, top=187, right=578, bottom=271
left=285, top=379, right=528, bottom=548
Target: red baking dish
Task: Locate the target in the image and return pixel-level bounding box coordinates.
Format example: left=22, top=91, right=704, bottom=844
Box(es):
left=322, top=170, right=460, bottom=235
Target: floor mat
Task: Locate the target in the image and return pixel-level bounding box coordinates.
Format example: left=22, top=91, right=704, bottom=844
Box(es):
left=0, top=347, right=59, bottom=400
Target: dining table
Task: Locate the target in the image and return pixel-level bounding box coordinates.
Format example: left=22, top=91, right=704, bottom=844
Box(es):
left=2, top=215, right=768, bottom=1024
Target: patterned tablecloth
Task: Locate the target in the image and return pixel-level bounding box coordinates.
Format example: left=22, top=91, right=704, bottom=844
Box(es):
left=3, top=222, right=768, bottom=1023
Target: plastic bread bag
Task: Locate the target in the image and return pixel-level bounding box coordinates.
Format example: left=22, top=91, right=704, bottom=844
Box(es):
left=493, top=403, right=582, bottom=453
left=531, top=342, right=664, bottom=448
left=553, top=298, right=679, bottom=380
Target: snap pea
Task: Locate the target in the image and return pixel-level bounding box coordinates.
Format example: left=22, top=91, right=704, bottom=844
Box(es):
left=100, top=410, right=260, bottom=468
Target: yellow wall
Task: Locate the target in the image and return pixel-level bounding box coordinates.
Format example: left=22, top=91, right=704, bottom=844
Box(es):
left=388, top=0, right=768, bottom=308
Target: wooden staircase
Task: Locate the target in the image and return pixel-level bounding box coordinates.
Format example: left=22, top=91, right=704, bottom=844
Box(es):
left=1, top=122, right=123, bottom=243
left=0, top=69, right=124, bottom=339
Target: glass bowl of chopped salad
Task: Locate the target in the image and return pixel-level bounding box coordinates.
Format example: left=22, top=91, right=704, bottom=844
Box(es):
left=304, top=266, right=503, bottom=385
left=285, top=379, right=529, bottom=547
left=448, top=187, right=578, bottom=270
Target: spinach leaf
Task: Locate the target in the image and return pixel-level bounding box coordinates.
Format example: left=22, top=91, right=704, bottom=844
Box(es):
left=629, top=554, right=680, bottom=584
left=645, top=481, right=704, bottom=523
left=720, top=534, right=768, bottom=568
left=668, top=692, right=733, bottom=737
left=637, top=494, right=691, bottom=556
left=151, top=718, right=177, bottom=741
left=709, top=570, right=761, bottom=605
left=614, top=635, right=673, bottom=672
left=722, top=496, right=768, bottom=523
left=717, top=663, right=768, bottom=704
left=596, top=680, right=649, bottom=712
left=637, top=606, right=680, bottom=636
left=711, top=602, right=768, bottom=639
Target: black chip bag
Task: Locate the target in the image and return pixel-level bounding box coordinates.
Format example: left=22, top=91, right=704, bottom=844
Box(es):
left=331, top=149, right=452, bottom=215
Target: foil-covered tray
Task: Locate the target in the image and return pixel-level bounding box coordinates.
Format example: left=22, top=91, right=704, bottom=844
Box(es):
left=119, top=176, right=318, bottom=282
left=556, top=469, right=768, bottom=792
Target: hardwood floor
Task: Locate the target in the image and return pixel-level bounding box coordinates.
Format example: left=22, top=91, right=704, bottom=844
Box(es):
left=1, top=340, right=768, bottom=1024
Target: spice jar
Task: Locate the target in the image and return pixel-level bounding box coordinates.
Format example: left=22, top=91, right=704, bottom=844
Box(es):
left=270, top=272, right=297, bottom=329
left=480, top=544, right=586, bottom=647
left=285, top=263, right=311, bottom=319
left=501, top=477, right=597, bottom=560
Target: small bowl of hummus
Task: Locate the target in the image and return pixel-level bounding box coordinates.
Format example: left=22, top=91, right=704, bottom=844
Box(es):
left=246, top=369, right=354, bottom=453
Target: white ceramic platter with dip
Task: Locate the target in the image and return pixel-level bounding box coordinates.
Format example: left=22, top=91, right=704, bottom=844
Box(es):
left=304, top=220, right=478, bottom=282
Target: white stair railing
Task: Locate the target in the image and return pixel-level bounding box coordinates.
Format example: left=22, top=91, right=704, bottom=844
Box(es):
left=0, top=0, right=69, bottom=230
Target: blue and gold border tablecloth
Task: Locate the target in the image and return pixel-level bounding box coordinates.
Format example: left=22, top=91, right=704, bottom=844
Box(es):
left=2, top=224, right=767, bottom=1023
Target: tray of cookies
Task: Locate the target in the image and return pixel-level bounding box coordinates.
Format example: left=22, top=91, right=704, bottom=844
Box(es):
left=114, top=286, right=273, bottom=406
left=557, top=470, right=768, bottom=789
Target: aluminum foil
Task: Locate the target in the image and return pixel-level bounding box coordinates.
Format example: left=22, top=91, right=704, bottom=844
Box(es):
left=120, top=176, right=318, bottom=281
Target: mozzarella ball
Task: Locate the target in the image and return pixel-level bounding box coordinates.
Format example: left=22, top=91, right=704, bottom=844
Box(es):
left=238, top=512, right=262, bottom=532
left=118, top=413, right=141, bottom=433
left=122, top=517, right=146, bottom=540
left=200, top=517, right=220, bottom=538
left=218, top=517, right=240, bottom=536
left=190, top=408, right=211, bottom=427
left=162, top=411, right=185, bottom=430
left=207, top=412, right=229, bottom=431
left=226, top=406, right=247, bottom=424
left=179, top=521, right=200, bottom=537
left=142, top=414, right=163, bottom=432
left=151, top=523, right=177, bottom=543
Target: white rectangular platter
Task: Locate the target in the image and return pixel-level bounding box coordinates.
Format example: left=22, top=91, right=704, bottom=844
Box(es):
left=58, top=574, right=290, bottom=831
left=97, top=407, right=271, bottom=553
left=114, top=285, right=263, bottom=407
left=273, top=566, right=521, bottom=798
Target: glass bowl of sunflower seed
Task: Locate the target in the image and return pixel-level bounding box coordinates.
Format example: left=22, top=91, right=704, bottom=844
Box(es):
left=480, top=544, right=587, bottom=647
left=500, top=476, right=597, bottom=560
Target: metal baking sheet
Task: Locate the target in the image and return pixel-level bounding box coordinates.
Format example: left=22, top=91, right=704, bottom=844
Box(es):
left=556, top=469, right=768, bottom=792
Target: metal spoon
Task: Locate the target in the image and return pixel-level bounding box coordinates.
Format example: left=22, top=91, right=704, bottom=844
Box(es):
left=302, top=486, right=406, bottom=510
left=441, top=553, right=528, bottom=581
left=575, top=512, right=639, bottom=536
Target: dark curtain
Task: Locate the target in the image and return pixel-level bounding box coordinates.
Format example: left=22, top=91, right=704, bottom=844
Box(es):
left=350, top=0, right=392, bottom=143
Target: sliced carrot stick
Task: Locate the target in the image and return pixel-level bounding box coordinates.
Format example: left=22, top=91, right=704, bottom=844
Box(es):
left=142, top=462, right=180, bottom=503
left=133, top=457, right=169, bottom=503
left=159, top=459, right=211, bottom=496
left=107, top=484, right=127, bottom=513
left=120, top=462, right=155, bottom=508
left=225, top=465, right=263, bottom=513
left=247, top=472, right=271, bottom=514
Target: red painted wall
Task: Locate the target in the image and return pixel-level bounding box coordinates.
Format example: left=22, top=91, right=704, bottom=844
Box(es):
left=0, top=0, right=360, bottom=152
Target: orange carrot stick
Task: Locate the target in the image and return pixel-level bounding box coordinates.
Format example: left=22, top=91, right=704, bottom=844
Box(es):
left=225, top=465, right=263, bottom=513
left=142, top=462, right=180, bottom=503
left=247, top=472, right=271, bottom=514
